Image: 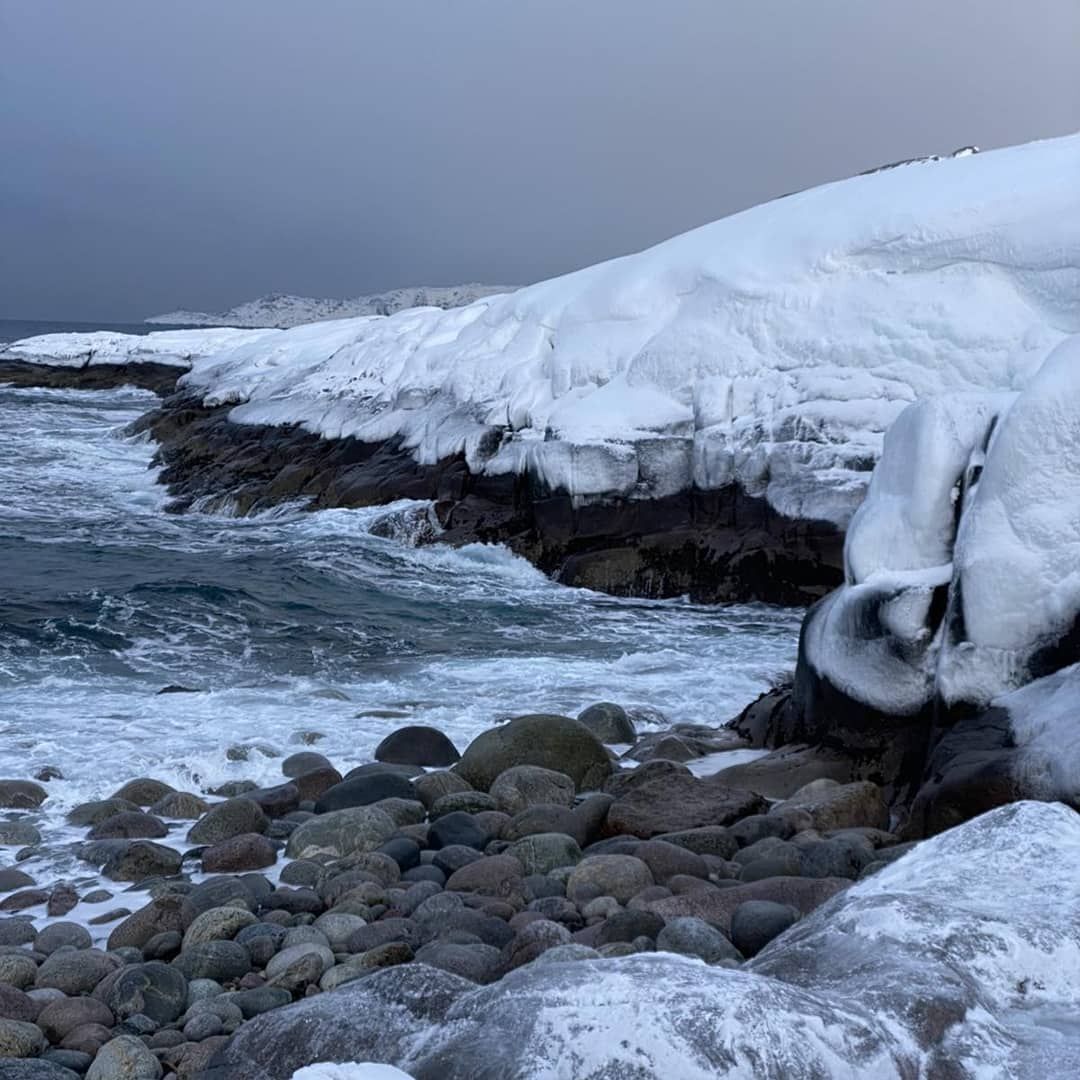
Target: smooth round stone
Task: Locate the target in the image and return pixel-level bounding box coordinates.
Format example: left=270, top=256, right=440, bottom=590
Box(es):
left=656, top=916, right=742, bottom=964
left=106, top=962, right=188, bottom=1025
left=34, top=950, right=119, bottom=995
left=201, top=833, right=277, bottom=873
left=566, top=855, right=654, bottom=905
left=0, top=941, right=39, bottom=973
left=110, top=778, right=175, bottom=806
left=85, top=1032, right=163, bottom=1079
left=0, top=821, right=42, bottom=847
left=187, top=800, right=268, bottom=846
left=510, top=833, right=582, bottom=876
left=183, top=906, right=259, bottom=949
left=0, top=780, right=47, bottom=810
left=37, top=997, right=115, bottom=1042
left=730, top=900, right=800, bottom=958
left=230, top=985, right=292, bottom=1019
left=87, top=811, right=167, bottom=841
left=374, top=725, right=460, bottom=767
left=578, top=702, right=637, bottom=744
left=36, top=923, right=92, bottom=955
left=265, top=943, right=335, bottom=991
left=172, top=941, right=252, bottom=983
left=0, top=1016, right=46, bottom=1057
left=282, top=751, right=333, bottom=779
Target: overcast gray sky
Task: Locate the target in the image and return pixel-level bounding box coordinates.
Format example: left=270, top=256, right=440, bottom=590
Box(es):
left=1, top=0, right=1077, bottom=322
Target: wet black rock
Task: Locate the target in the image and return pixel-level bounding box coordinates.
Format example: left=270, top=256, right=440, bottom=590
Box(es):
left=374, top=725, right=461, bottom=767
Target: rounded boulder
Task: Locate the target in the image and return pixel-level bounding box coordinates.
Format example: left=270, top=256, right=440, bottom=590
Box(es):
left=374, top=725, right=461, bottom=767
left=456, top=714, right=612, bottom=792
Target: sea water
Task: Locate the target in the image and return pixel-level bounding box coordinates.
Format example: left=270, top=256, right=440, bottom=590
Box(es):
left=0, top=381, right=800, bottom=928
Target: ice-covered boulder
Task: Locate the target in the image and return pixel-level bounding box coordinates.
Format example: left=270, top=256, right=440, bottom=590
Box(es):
left=786, top=335, right=1080, bottom=821
left=202, top=802, right=1080, bottom=1079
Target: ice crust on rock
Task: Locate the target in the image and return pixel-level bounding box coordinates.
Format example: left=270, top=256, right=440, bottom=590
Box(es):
left=152, top=132, right=1078, bottom=523
left=0, top=327, right=277, bottom=368
left=1000, top=664, right=1080, bottom=806
left=804, top=333, right=1080, bottom=746
left=291, top=1067, right=416, bottom=1080
left=208, top=803, right=1080, bottom=1079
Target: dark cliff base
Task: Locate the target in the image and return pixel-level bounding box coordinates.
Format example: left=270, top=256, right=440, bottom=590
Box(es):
left=133, top=393, right=845, bottom=605
left=0, top=359, right=186, bottom=395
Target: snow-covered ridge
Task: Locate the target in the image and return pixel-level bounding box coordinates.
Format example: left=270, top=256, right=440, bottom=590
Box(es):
left=178, top=132, right=1080, bottom=523
left=0, top=327, right=277, bottom=368
left=146, top=285, right=511, bottom=329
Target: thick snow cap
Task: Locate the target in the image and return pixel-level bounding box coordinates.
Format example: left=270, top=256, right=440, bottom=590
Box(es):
left=169, top=132, right=1080, bottom=521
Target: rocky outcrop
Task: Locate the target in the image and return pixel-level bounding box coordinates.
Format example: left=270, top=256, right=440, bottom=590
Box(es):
left=0, top=360, right=185, bottom=394
left=132, top=393, right=845, bottom=605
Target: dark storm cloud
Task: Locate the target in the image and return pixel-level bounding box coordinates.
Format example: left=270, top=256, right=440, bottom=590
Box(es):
left=1, top=0, right=1078, bottom=321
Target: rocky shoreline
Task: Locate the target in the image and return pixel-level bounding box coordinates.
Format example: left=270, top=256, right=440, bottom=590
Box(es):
left=134, top=391, right=846, bottom=606
left=0, top=361, right=184, bottom=397
left=0, top=704, right=912, bottom=1078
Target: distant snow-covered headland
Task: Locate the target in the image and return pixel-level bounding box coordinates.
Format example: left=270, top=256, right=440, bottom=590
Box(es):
left=3, top=132, right=1078, bottom=604
left=145, top=284, right=513, bottom=329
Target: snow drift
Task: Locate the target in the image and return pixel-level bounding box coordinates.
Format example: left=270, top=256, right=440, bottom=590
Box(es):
left=5, top=134, right=1077, bottom=531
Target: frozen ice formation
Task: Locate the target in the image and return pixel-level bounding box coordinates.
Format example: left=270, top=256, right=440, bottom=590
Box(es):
left=0, top=327, right=276, bottom=368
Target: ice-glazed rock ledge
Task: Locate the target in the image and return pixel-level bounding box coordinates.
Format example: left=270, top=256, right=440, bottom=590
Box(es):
left=199, top=802, right=1080, bottom=1080
left=746, top=335, right=1080, bottom=830
left=0, top=328, right=276, bottom=393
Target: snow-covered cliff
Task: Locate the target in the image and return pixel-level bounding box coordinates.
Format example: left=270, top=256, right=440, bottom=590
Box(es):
left=180, top=132, right=1080, bottom=526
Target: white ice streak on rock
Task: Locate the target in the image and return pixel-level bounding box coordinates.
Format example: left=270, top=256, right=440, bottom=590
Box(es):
left=752, top=801, right=1080, bottom=1078
left=805, top=390, right=1008, bottom=713
left=167, top=132, right=1080, bottom=522
left=291, top=1066, right=416, bottom=1080
left=0, top=327, right=277, bottom=368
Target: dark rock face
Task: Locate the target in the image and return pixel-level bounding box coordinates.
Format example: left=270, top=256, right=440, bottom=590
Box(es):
left=0, top=359, right=185, bottom=394
left=132, top=394, right=844, bottom=605
left=745, top=606, right=1035, bottom=837
left=375, top=725, right=461, bottom=767
left=903, top=706, right=1023, bottom=839
left=604, top=772, right=767, bottom=838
